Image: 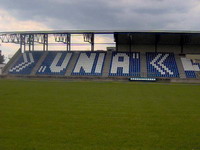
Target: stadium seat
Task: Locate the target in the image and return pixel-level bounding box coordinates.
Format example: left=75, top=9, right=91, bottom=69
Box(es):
left=72, top=52, right=106, bottom=76
left=181, top=57, right=200, bottom=78
left=37, top=51, right=73, bottom=75
left=146, top=52, right=179, bottom=78
left=109, top=52, right=140, bottom=76
left=9, top=52, right=43, bottom=75
left=10, top=51, right=196, bottom=79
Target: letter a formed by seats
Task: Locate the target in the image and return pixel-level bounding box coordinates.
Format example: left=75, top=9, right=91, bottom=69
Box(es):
left=110, top=53, right=130, bottom=76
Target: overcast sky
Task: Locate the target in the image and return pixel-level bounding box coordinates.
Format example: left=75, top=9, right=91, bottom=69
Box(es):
left=0, top=0, right=200, bottom=31
left=1, top=0, right=200, bottom=58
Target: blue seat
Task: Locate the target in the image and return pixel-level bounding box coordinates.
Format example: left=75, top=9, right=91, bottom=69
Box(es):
left=185, top=71, right=196, bottom=78
left=71, top=52, right=106, bottom=76
left=109, top=52, right=140, bottom=77
left=37, top=51, right=73, bottom=75
left=146, top=52, right=179, bottom=78
left=9, top=51, right=43, bottom=75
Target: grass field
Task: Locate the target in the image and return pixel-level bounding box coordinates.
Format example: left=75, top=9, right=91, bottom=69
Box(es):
left=0, top=79, right=200, bottom=150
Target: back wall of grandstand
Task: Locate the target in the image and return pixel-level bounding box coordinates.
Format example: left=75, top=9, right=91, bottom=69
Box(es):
left=116, top=33, right=200, bottom=54
left=118, top=44, right=200, bottom=54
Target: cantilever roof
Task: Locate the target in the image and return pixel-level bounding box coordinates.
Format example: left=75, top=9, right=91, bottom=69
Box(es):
left=1, top=30, right=200, bottom=45
left=1, top=30, right=200, bottom=35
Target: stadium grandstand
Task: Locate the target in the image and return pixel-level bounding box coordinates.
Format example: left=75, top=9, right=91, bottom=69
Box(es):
left=1, top=30, right=200, bottom=81
left=1, top=30, right=200, bottom=150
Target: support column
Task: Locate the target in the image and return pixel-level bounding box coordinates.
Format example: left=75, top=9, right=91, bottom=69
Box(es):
left=180, top=35, right=184, bottom=54
left=83, top=33, right=95, bottom=51
left=114, top=33, right=119, bottom=52
left=20, top=34, right=22, bottom=52
left=155, top=34, right=160, bottom=53
left=43, top=34, right=48, bottom=51
left=20, top=34, right=26, bottom=53
left=91, top=33, right=94, bottom=51
left=129, top=33, right=133, bottom=53
left=67, top=34, right=71, bottom=51
left=28, top=34, right=34, bottom=51
left=29, top=34, right=31, bottom=51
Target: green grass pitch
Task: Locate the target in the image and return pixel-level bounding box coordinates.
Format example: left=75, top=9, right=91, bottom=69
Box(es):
left=0, top=79, right=200, bottom=150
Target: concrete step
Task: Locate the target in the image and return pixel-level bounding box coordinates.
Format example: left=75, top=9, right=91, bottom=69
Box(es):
left=30, top=51, right=48, bottom=75
left=102, top=51, right=112, bottom=77
left=140, top=52, right=147, bottom=77
left=175, top=55, right=186, bottom=79
left=195, top=71, right=200, bottom=79
left=65, top=51, right=80, bottom=76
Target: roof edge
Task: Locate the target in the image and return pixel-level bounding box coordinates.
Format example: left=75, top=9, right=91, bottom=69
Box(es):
left=1, top=30, right=200, bottom=34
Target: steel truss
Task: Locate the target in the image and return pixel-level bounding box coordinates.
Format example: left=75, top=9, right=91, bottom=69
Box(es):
left=83, top=33, right=94, bottom=51
left=0, top=33, right=96, bottom=52
left=54, top=34, right=71, bottom=51
left=0, top=33, right=50, bottom=52
left=0, top=34, right=20, bottom=44
left=0, top=30, right=193, bottom=54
